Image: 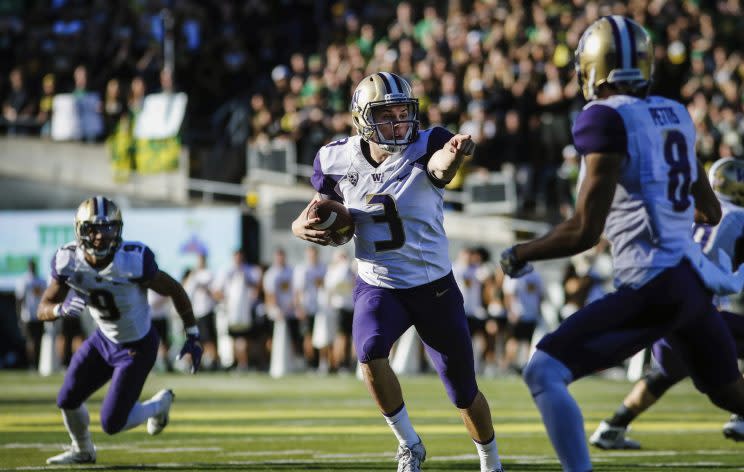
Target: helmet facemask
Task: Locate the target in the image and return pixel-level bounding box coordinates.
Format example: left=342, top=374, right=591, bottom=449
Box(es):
left=77, top=220, right=123, bottom=259
left=362, top=100, right=419, bottom=153
left=351, top=73, right=420, bottom=153
left=74, top=196, right=123, bottom=261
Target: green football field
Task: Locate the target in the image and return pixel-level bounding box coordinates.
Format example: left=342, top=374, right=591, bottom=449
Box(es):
left=0, top=371, right=741, bottom=471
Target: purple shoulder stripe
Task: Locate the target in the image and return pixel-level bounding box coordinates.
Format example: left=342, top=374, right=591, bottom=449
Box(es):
left=572, top=104, right=627, bottom=155
left=141, top=246, right=159, bottom=282
left=311, top=152, right=344, bottom=202
left=427, top=126, right=454, bottom=157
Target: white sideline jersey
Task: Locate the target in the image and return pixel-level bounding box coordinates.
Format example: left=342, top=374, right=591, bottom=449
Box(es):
left=694, top=200, right=744, bottom=265
left=693, top=200, right=744, bottom=312
left=52, top=241, right=157, bottom=343
left=574, top=95, right=702, bottom=288
left=311, top=127, right=454, bottom=288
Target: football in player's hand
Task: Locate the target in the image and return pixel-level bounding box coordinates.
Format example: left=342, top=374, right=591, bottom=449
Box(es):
left=308, top=199, right=355, bottom=246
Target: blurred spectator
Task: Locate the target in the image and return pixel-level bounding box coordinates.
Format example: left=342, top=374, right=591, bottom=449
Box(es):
left=36, top=74, right=56, bottom=138
left=293, top=246, right=326, bottom=370
left=183, top=252, right=220, bottom=370
left=70, top=64, right=102, bottom=142
left=263, top=248, right=302, bottom=366
left=15, top=259, right=46, bottom=370
left=453, top=247, right=490, bottom=373
left=102, top=78, right=125, bottom=138
left=323, top=249, right=356, bottom=372
left=2, top=67, right=33, bottom=134
left=502, top=269, right=545, bottom=373
left=213, top=249, right=263, bottom=371
left=147, top=289, right=173, bottom=372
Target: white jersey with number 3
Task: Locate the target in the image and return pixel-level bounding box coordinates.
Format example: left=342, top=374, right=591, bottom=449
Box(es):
left=52, top=241, right=157, bottom=343
left=312, top=128, right=454, bottom=288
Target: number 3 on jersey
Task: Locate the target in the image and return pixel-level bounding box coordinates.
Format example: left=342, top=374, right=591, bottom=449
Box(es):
left=366, top=194, right=405, bottom=252
left=664, top=130, right=692, bottom=212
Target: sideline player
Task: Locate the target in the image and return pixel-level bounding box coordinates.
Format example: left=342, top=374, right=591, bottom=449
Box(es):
left=38, top=196, right=203, bottom=464
left=590, top=157, right=744, bottom=449
left=499, top=17, right=744, bottom=471
left=292, top=72, right=504, bottom=472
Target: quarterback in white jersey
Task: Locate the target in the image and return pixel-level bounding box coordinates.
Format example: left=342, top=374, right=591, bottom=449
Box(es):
left=500, top=17, right=744, bottom=471
left=292, top=72, right=504, bottom=472
left=37, top=196, right=202, bottom=465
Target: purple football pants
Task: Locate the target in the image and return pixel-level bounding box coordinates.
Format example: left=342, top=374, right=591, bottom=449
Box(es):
left=652, top=310, right=744, bottom=387
left=57, top=326, right=159, bottom=434
left=538, top=260, right=740, bottom=392
left=352, top=272, right=478, bottom=408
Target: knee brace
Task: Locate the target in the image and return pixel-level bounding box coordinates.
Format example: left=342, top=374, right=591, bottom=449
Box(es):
left=523, top=350, right=573, bottom=398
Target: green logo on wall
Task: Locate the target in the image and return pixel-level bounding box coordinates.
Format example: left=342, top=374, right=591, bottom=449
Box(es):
left=39, top=225, right=74, bottom=247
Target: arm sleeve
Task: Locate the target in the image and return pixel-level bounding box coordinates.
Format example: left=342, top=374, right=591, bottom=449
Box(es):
left=132, top=246, right=159, bottom=283
left=311, top=151, right=344, bottom=202
left=572, top=104, right=628, bottom=156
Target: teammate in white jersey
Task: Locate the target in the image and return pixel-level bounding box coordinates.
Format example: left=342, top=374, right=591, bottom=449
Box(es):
left=37, top=196, right=203, bottom=465
left=590, top=157, right=744, bottom=449
left=292, top=72, right=503, bottom=472
left=499, top=17, right=744, bottom=471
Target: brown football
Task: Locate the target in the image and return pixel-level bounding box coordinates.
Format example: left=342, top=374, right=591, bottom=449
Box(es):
left=308, top=199, right=355, bottom=246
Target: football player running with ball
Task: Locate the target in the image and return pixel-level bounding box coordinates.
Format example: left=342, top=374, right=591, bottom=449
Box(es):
left=292, top=72, right=504, bottom=472
left=499, top=17, right=744, bottom=471
left=590, top=157, right=744, bottom=450
left=38, top=196, right=203, bottom=465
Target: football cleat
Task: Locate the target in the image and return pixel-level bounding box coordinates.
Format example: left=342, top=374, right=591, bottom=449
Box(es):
left=147, top=389, right=174, bottom=435
left=394, top=439, right=426, bottom=472
left=589, top=421, right=641, bottom=450
left=46, top=446, right=96, bottom=465
left=723, top=414, right=744, bottom=441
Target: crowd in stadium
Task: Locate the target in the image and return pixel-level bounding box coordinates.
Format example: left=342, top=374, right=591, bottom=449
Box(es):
left=2, top=0, right=744, bottom=218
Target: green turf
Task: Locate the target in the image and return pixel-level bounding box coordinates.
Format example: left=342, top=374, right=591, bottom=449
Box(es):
left=0, top=371, right=741, bottom=471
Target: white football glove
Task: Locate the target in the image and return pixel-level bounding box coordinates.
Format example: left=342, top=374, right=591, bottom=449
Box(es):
left=54, top=292, right=88, bottom=318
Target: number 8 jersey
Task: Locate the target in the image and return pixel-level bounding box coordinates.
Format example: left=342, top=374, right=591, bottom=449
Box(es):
left=51, top=241, right=158, bottom=343
left=312, top=127, right=454, bottom=289
left=573, top=95, right=699, bottom=289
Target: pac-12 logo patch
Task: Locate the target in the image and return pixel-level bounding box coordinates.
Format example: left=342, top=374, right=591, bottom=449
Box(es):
left=347, top=171, right=359, bottom=186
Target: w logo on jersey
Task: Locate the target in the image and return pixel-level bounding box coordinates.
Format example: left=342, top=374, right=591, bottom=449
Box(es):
left=372, top=173, right=383, bottom=183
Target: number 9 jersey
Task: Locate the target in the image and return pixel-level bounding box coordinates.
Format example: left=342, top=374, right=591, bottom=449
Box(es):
left=51, top=241, right=158, bottom=343
left=312, top=127, right=454, bottom=289
left=573, top=95, right=699, bottom=289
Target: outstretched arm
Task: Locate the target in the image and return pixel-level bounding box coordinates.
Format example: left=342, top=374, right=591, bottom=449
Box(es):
left=507, top=152, right=623, bottom=268
left=427, top=133, right=475, bottom=184
left=147, top=270, right=196, bottom=328
left=147, top=270, right=202, bottom=373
